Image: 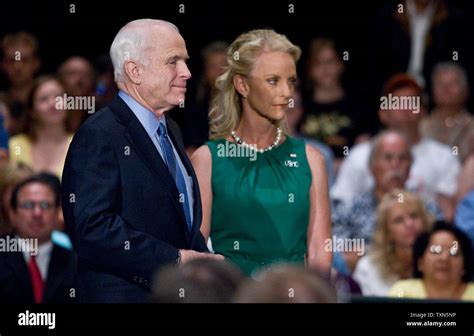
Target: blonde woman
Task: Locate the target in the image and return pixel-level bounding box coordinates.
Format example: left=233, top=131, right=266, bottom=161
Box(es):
left=353, top=190, right=434, bottom=296
left=191, top=29, right=332, bottom=276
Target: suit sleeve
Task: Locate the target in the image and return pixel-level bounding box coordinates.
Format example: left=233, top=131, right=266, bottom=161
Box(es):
left=61, top=124, right=179, bottom=288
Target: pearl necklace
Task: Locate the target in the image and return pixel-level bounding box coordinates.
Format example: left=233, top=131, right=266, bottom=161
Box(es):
left=230, top=127, right=282, bottom=153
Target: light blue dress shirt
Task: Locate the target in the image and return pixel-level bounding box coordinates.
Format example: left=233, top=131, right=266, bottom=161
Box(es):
left=118, top=90, right=194, bottom=225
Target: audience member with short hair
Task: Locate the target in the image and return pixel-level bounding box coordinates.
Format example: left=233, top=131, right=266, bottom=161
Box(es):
left=233, top=264, right=337, bottom=303
left=389, top=222, right=474, bottom=301
left=151, top=259, right=244, bottom=303
left=0, top=173, right=77, bottom=303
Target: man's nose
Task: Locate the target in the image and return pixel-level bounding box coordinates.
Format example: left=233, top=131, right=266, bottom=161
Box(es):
left=180, top=62, right=191, bottom=80
left=389, top=156, right=403, bottom=168
left=32, top=206, right=43, bottom=217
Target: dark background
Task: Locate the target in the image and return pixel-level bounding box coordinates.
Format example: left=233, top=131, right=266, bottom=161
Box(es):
left=1, top=0, right=474, bottom=128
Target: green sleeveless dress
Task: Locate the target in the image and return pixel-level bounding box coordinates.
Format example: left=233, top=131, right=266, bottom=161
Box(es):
left=206, top=136, right=312, bottom=275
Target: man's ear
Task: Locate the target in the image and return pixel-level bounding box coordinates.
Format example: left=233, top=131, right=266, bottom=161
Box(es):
left=124, top=60, right=141, bottom=85
left=233, top=74, right=249, bottom=98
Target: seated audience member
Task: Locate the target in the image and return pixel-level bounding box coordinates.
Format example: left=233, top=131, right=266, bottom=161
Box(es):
left=389, top=222, right=474, bottom=301
left=0, top=174, right=77, bottom=303
left=1, top=31, right=41, bottom=134
left=331, top=74, right=461, bottom=222
left=286, top=87, right=335, bottom=186
left=421, top=63, right=474, bottom=163
left=58, top=56, right=96, bottom=132
left=8, top=76, right=74, bottom=179
left=333, top=130, right=442, bottom=272
left=299, top=38, right=364, bottom=164
left=353, top=190, right=434, bottom=296
left=151, top=259, right=244, bottom=303
left=0, top=161, right=34, bottom=235
left=233, top=264, right=337, bottom=303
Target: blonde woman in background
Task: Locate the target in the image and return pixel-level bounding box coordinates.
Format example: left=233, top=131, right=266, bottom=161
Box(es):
left=353, top=190, right=434, bottom=296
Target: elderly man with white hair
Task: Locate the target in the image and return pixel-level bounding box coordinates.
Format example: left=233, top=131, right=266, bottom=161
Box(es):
left=61, top=19, right=223, bottom=303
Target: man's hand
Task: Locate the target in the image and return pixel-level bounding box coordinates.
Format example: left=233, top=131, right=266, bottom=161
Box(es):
left=179, top=249, right=225, bottom=265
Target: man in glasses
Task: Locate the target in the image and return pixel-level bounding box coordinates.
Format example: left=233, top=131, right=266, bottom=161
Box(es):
left=0, top=173, right=76, bottom=303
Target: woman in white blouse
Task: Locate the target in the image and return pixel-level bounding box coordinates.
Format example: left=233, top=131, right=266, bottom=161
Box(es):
left=353, top=189, right=434, bottom=296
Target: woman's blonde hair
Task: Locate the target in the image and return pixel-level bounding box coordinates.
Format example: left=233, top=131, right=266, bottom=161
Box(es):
left=209, top=29, right=301, bottom=140
left=371, top=189, right=434, bottom=280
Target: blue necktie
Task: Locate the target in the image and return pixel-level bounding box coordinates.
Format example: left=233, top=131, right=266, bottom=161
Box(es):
left=156, top=122, right=192, bottom=231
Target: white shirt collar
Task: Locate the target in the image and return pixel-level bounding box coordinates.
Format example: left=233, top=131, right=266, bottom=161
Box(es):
left=20, top=238, right=54, bottom=281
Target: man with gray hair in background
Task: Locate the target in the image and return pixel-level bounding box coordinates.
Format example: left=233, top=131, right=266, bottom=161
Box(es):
left=61, top=19, right=223, bottom=303
left=332, top=130, right=443, bottom=272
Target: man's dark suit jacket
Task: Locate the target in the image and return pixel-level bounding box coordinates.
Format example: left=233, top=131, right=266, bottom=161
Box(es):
left=0, top=240, right=77, bottom=303
left=61, top=95, right=208, bottom=303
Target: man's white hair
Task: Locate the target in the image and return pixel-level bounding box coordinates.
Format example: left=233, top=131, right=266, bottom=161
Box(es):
left=110, top=19, right=179, bottom=83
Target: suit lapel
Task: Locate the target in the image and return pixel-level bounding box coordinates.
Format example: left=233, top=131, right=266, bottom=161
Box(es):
left=110, top=96, right=190, bottom=240
left=7, top=251, right=34, bottom=301
left=43, top=245, right=64, bottom=302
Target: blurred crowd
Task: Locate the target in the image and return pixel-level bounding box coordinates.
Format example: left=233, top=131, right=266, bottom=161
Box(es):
left=0, top=0, right=473, bottom=303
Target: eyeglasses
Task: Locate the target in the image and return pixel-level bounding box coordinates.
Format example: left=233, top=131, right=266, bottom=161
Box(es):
left=429, top=244, right=459, bottom=256
left=18, top=201, right=54, bottom=211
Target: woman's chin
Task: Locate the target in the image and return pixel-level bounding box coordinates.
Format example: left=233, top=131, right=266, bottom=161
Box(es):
left=270, top=111, right=286, bottom=123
